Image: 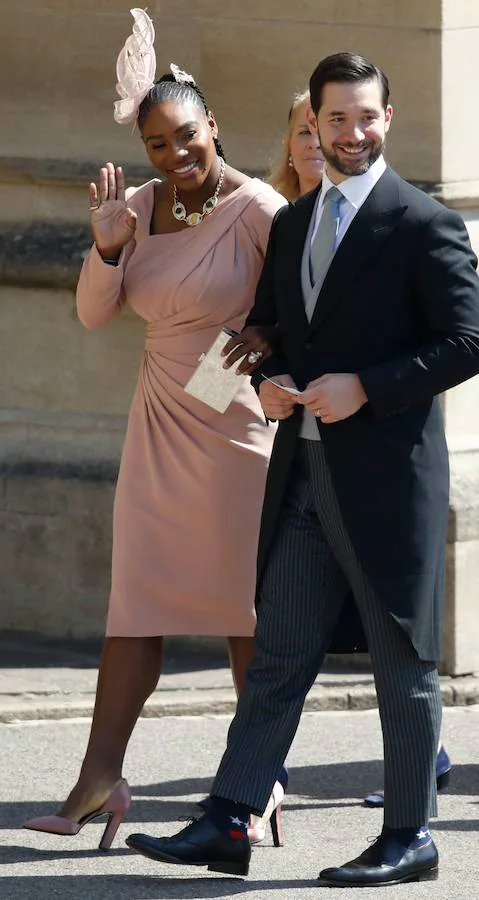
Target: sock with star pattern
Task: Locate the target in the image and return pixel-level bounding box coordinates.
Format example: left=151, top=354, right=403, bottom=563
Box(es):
left=206, top=796, right=252, bottom=839
left=383, top=824, right=431, bottom=850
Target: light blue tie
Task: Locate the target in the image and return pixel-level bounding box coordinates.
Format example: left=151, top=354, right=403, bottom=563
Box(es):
left=307, top=186, right=343, bottom=319
left=300, top=185, right=344, bottom=441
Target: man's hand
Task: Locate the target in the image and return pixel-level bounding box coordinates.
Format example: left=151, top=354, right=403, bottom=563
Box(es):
left=300, top=374, right=367, bottom=423
left=259, top=374, right=300, bottom=420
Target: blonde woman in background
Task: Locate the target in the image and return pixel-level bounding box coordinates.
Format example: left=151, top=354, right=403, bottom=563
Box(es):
left=267, top=90, right=324, bottom=200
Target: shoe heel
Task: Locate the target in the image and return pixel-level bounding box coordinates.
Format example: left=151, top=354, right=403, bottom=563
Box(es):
left=436, top=770, right=450, bottom=791
left=208, top=860, right=249, bottom=876
left=418, top=866, right=439, bottom=882
left=270, top=804, right=284, bottom=848
left=99, top=811, right=124, bottom=851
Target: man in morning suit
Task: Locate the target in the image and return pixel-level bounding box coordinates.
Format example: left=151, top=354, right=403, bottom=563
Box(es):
left=127, top=53, right=479, bottom=887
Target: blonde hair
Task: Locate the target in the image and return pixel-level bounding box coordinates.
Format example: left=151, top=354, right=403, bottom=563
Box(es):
left=267, top=90, right=310, bottom=202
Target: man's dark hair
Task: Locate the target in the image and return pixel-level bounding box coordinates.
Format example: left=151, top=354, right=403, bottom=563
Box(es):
left=137, top=75, right=226, bottom=159
left=309, top=52, right=390, bottom=114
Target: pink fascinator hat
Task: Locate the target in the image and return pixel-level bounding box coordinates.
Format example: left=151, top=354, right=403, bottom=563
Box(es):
left=113, top=9, right=198, bottom=125
left=114, top=8, right=156, bottom=125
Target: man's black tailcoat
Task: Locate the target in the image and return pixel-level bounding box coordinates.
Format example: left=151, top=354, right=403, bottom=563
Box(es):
left=248, top=167, right=479, bottom=661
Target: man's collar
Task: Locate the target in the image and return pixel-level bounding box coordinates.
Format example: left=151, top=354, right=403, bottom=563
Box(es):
left=322, top=155, right=387, bottom=209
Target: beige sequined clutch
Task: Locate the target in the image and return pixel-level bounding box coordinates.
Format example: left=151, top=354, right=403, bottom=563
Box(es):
left=184, top=328, right=247, bottom=413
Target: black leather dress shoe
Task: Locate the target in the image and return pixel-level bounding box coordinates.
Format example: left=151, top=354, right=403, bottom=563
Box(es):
left=126, top=816, right=251, bottom=876
left=318, top=832, right=439, bottom=887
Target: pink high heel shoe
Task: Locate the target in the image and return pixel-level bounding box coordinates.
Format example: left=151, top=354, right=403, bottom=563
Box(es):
left=248, top=780, right=285, bottom=847
left=22, top=779, right=131, bottom=850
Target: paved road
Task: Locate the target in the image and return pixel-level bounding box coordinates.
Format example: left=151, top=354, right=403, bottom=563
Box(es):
left=1, top=706, right=478, bottom=899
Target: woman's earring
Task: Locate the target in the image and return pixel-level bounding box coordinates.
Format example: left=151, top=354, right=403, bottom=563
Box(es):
left=288, top=155, right=293, bottom=168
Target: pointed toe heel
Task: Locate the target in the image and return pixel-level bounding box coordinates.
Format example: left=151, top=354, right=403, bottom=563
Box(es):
left=22, top=778, right=131, bottom=851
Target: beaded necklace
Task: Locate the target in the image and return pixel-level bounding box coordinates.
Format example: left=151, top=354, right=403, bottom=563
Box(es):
left=172, top=158, right=226, bottom=227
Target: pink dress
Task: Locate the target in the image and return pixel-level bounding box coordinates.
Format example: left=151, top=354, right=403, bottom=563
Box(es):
left=76, top=178, right=286, bottom=636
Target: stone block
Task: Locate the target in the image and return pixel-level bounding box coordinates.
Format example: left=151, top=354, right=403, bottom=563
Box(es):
left=443, top=1, right=479, bottom=29
left=0, top=285, right=144, bottom=418
left=0, top=409, right=125, bottom=472
left=347, top=686, right=378, bottom=710
left=442, top=27, right=479, bottom=184
left=65, top=478, right=115, bottom=519
left=0, top=509, right=72, bottom=633
left=1, top=475, right=68, bottom=516
left=0, top=473, right=111, bottom=639
left=445, top=378, right=479, bottom=453
left=451, top=678, right=479, bottom=706
left=439, top=684, right=454, bottom=707
left=306, top=688, right=349, bottom=712
left=173, top=0, right=442, bottom=28
left=69, top=516, right=112, bottom=594
left=444, top=539, right=479, bottom=676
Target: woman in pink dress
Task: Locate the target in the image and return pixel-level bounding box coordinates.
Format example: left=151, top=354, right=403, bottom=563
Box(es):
left=22, top=11, right=285, bottom=849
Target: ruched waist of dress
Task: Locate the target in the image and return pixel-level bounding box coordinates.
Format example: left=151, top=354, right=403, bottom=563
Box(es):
left=144, top=321, right=221, bottom=356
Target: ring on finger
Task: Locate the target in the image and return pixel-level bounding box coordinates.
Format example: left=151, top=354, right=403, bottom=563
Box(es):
left=247, top=349, right=263, bottom=364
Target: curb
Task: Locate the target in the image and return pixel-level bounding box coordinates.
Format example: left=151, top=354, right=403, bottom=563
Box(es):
left=1, top=677, right=478, bottom=724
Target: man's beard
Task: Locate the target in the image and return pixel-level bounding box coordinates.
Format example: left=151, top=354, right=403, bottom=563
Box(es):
left=320, top=139, right=385, bottom=177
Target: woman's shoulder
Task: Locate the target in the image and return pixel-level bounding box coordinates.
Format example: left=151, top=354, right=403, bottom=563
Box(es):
left=240, top=178, right=287, bottom=219
left=235, top=179, right=287, bottom=254
left=125, top=178, right=160, bottom=213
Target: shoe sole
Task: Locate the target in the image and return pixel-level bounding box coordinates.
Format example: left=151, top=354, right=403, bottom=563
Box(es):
left=317, top=865, right=439, bottom=887
left=125, top=838, right=249, bottom=876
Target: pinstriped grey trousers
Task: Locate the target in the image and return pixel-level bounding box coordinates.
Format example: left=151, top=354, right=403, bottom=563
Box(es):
left=212, top=439, right=442, bottom=828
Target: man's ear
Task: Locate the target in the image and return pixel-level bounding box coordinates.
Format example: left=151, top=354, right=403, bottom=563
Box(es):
left=384, top=104, right=394, bottom=132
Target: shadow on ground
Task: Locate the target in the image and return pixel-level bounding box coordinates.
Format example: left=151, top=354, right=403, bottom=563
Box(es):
left=132, top=761, right=479, bottom=801
left=0, top=874, right=318, bottom=899
left=3, top=763, right=477, bottom=836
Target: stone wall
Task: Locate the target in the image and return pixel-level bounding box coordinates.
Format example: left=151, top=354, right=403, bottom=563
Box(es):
left=0, top=472, right=113, bottom=637
left=1, top=1, right=478, bottom=220
left=0, top=2, right=444, bottom=177
left=1, top=1, right=479, bottom=673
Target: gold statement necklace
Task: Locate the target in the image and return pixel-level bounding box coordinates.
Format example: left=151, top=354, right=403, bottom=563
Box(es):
left=172, top=158, right=226, bottom=227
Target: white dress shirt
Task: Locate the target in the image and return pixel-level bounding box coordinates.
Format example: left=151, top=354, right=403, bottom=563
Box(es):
left=301, top=155, right=387, bottom=442
left=310, top=154, right=387, bottom=249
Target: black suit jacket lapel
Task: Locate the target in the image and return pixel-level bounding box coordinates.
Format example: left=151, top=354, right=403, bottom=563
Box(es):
left=308, top=168, right=408, bottom=335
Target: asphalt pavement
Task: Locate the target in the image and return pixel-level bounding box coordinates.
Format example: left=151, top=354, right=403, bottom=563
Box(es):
left=0, top=633, right=478, bottom=899
left=1, top=708, right=478, bottom=899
